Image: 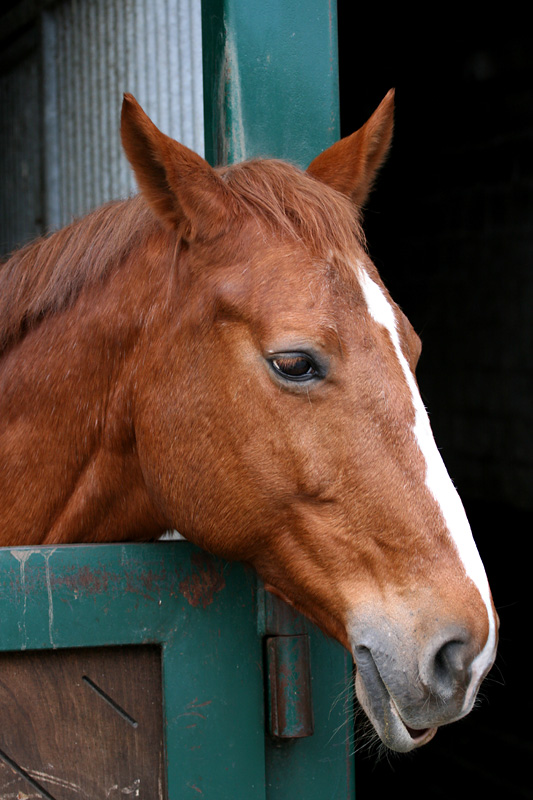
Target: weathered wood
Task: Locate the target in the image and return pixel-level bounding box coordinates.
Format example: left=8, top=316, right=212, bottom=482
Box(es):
left=0, top=645, right=165, bottom=800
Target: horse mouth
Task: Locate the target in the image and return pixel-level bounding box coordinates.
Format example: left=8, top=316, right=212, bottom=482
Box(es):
left=389, top=701, right=437, bottom=748
left=404, top=723, right=431, bottom=740
left=353, top=646, right=438, bottom=752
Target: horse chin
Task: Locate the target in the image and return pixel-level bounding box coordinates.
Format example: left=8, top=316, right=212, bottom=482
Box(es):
left=354, top=657, right=438, bottom=753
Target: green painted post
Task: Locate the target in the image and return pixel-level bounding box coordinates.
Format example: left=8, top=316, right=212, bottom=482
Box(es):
left=201, top=2, right=355, bottom=797
left=202, top=0, right=340, bottom=167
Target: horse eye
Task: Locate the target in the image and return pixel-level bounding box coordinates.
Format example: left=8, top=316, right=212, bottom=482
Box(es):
left=270, top=354, right=318, bottom=381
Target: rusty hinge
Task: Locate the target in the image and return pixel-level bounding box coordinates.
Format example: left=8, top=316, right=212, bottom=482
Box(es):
left=265, top=634, right=314, bottom=738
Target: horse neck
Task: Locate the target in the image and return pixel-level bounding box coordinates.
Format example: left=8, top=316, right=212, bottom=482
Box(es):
left=0, top=232, right=175, bottom=547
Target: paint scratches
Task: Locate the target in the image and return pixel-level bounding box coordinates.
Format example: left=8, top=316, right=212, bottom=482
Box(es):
left=220, top=28, right=246, bottom=165
left=0, top=748, right=81, bottom=798
left=178, top=553, right=225, bottom=608
left=43, top=549, right=57, bottom=647
left=10, top=548, right=57, bottom=649
left=105, top=779, right=140, bottom=797
left=10, top=550, right=33, bottom=650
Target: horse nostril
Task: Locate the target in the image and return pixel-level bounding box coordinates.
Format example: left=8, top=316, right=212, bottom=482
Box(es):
left=435, top=640, right=466, bottom=678
left=423, top=635, right=472, bottom=701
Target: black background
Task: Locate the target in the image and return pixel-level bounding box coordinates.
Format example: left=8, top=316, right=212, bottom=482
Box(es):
left=337, top=7, right=532, bottom=798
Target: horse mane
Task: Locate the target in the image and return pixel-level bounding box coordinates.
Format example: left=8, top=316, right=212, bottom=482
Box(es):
left=0, top=158, right=363, bottom=356
left=0, top=195, right=160, bottom=355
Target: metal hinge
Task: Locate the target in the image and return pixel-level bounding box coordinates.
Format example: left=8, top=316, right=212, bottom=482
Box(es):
left=265, top=634, right=314, bottom=738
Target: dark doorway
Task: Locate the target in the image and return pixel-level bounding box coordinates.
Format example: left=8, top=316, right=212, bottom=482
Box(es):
left=337, top=9, right=533, bottom=798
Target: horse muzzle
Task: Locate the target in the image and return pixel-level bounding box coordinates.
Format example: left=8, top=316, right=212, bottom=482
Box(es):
left=351, top=622, right=497, bottom=753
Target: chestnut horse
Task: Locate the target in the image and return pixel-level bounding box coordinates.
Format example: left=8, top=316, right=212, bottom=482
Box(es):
left=0, top=91, right=497, bottom=752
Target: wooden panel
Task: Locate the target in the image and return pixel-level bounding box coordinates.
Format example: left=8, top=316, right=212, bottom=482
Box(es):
left=0, top=645, right=165, bottom=800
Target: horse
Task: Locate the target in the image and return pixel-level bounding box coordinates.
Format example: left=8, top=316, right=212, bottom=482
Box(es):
left=0, top=90, right=497, bottom=752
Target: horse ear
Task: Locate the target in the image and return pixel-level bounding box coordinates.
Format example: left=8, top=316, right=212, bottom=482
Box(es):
left=120, top=94, right=232, bottom=239
left=307, top=89, right=394, bottom=209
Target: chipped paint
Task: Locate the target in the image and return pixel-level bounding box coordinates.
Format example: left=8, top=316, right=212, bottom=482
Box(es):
left=178, top=552, right=226, bottom=608
left=10, top=550, right=35, bottom=650
left=104, top=779, right=141, bottom=797
left=43, top=549, right=57, bottom=647
left=219, top=27, right=246, bottom=165
left=120, top=778, right=140, bottom=796
left=10, top=549, right=57, bottom=648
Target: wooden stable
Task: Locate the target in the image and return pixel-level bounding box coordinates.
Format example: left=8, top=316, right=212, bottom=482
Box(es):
left=0, top=2, right=355, bottom=795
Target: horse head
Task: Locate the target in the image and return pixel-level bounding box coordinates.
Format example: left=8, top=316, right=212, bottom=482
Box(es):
left=120, top=91, right=498, bottom=752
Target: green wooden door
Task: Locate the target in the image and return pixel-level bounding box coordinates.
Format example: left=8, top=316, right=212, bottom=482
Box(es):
left=0, top=544, right=354, bottom=798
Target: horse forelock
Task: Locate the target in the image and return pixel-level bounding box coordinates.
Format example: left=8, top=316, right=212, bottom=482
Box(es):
left=220, top=159, right=366, bottom=265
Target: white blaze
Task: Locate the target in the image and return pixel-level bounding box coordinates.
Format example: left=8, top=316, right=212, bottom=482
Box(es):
left=358, top=267, right=496, bottom=704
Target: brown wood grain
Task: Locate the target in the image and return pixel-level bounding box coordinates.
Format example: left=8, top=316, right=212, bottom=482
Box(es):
left=0, top=646, right=166, bottom=799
